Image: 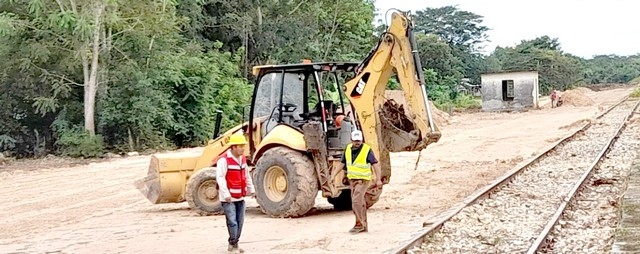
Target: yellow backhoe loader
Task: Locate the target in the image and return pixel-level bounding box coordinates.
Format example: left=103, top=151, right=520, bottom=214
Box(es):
left=135, top=9, right=442, bottom=218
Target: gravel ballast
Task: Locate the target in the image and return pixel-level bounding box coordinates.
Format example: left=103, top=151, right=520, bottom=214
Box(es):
left=412, top=100, right=639, bottom=254
left=541, top=114, right=640, bottom=253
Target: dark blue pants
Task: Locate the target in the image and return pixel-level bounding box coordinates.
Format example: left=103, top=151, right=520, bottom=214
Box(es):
left=222, top=200, right=245, bottom=246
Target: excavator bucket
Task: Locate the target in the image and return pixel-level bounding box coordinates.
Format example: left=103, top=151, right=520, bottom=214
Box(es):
left=379, top=99, right=423, bottom=152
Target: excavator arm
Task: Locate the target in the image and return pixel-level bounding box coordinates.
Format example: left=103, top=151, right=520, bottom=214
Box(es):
left=341, top=10, right=442, bottom=182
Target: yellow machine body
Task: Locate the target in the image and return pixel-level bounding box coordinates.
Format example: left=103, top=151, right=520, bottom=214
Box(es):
left=135, top=123, right=305, bottom=204
left=135, top=10, right=442, bottom=217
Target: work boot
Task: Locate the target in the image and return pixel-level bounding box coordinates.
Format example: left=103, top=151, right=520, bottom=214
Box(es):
left=349, top=227, right=369, bottom=234
left=349, top=225, right=367, bottom=233
left=349, top=224, right=360, bottom=233
left=350, top=227, right=367, bottom=234
left=231, top=245, right=244, bottom=253
left=228, top=244, right=234, bottom=252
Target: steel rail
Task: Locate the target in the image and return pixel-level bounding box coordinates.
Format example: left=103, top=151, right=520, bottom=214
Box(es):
left=388, top=96, right=632, bottom=254
left=527, top=98, right=640, bottom=254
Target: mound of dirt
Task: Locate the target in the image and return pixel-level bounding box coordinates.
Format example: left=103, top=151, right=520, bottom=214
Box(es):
left=384, top=90, right=450, bottom=126
left=572, top=87, right=593, bottom=93
left=428, top=101, right=451, bottom=126
left=561, top=89, right=595, bottom=107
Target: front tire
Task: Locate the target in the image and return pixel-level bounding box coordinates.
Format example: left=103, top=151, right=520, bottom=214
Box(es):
left=185, top=167, right=224, bottom=216
left=254, top=147, right=318, bottom=218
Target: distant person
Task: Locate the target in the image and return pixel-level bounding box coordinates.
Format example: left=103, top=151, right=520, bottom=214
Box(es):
left=550, top=90, right=558, bottom=108
left=334, top=130, right=382, bottom=234
left=215, top=132, right=255, bottom=253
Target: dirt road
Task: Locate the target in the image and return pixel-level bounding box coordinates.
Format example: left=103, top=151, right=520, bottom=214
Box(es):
left=0, top=86, right=634, bottom=254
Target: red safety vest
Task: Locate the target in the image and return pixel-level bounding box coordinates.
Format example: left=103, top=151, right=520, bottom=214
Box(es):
left=220, top=153, right=248, bottom=199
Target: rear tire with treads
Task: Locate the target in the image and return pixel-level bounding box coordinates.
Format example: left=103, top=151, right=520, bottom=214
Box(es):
left=254, top=146, right=318, bottom=218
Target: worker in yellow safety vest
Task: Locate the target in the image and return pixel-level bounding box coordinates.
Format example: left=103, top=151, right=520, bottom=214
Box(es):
left=334, top=130, right=382, bottom=234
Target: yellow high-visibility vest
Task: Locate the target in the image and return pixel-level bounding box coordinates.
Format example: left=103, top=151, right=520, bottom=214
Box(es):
left=345, top=143, right=372, bottom=180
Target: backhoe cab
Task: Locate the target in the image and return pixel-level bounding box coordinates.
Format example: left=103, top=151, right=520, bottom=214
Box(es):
left=135, top=9, right=441, bottom=218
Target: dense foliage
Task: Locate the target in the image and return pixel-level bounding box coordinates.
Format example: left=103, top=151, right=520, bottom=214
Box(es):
left=0, top=1, right=637, bottom=158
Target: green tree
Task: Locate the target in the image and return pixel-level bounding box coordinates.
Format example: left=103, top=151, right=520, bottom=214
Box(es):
left=487, top=36, right=583, bottom=94
left=413, top=5, right=489, bottom=52
left=580, top=54, right=640, bottom=84
left=415, top=33, right=463, bottom=79
left=412, top=5, right=491, bottom=83
left=0, top=0, right=252, bottom=156
left=177, top=0, right=376, bottom=78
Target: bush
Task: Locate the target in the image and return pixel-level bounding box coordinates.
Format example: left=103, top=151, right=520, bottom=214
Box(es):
left=631, top=77, right=640, bottom=98
left=631, top=86, right=640, bottom=98
left=51, top=112, right=104, bottom=158
left=452, top=93, right=481, bottom=109
left=55, top=129, right=105, bottom=158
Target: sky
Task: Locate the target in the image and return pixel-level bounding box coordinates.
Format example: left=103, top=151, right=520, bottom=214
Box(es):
left=373, top=0, right=640, bottom=59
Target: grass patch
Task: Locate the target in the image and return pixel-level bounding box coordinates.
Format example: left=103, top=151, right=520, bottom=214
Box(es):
left=631, top=76, right=640, bottom=98
left=631, top=86, right=640, bottom=98
left=452, top=94, right=481, bottom=109
left=434, top=93, right=481, bottom=113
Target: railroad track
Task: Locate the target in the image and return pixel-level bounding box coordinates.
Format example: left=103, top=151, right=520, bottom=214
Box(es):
left=389, top=97, right=640, bottom=254
left=540, top=107, right=640, bottom=253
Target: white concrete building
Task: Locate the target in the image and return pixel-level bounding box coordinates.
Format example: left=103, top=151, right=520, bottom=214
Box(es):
left=480, top=71, right=540, bottom=111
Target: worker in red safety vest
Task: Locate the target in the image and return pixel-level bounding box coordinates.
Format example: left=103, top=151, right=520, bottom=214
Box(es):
left=550, top=90, right=558, bottom=108
left=215, top=132, right=255, bottom=254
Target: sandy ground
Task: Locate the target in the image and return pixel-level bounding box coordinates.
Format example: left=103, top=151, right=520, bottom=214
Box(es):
left=0, top=86, right=635, bottom=254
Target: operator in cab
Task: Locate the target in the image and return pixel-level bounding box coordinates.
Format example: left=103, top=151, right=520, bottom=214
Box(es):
left=335, top=130, right=383, bottom=234
left=215, top=132, right=256, bottom=253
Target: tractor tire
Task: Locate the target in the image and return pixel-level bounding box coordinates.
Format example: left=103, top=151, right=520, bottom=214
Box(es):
left=254, top=146, right=318, bottom=218
left=185, top=167, right=224, bottom=216
left=327, top=184, right=383, bottom=210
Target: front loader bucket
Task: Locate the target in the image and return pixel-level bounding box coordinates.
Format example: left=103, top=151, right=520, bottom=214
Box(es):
left=134, top=156, right=163, bottom=204
left=134, top=154, right=194, bottom=204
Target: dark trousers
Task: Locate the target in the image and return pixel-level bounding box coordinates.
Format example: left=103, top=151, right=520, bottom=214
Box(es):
left=222, top=200, right=245, bottom=246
